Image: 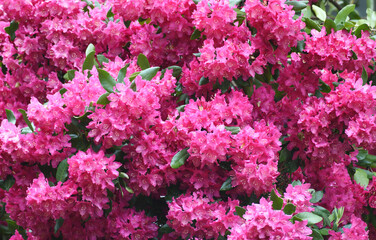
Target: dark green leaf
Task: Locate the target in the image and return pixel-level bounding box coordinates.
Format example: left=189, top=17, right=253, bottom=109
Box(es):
left=362, top=66, right=368, bottom=86
left=283, top=203, right=297, bottom=215
left=97, top=68, right=117, bottom=93
left=225, top=126, right=241, bottom=135
left=286, top=1, right=308, bottom=11
left=354, top=168, right=369, bottom=188
left=334, top=4, right=355, bottom=25
left=106, top=7, right=114, bottom=18
left=63, top=69, right=77, bottom=81
left=137, top=54, right=150, bottom=70
left=176, top=105, right=186, bottom=112
left=310, top=229, right=324, bottom=240
left=324, top=19, right=337, bottom=34
left=190, top=28, right=202, bottom=40
left=59, top=88, right=67, bottom=96
left=313, top=206, right=331, bottom=227
left=319, top=228, right=330, bottom=235
left=235, top=206, right=246, bottom=218
left=119, top=172, right=129, bottom=179
left=220, top=177, right=232, bottom=191
left=199, top=76, right=209, bottom=86
left=302, top=17, right=321, bottom=31
left=5, top=109, right=16, bottom=124
left=270, top=189, right=283, bottom=210
left=295, top=212, right=323, bottom=225
left=56, top=159, right=69, bottom=183
left=171, top=148, right=190, bottom=169
left=319, top=80, right=331, bottom=93
left=167, top=66, right=183, bottom=78
left=18, top=109, right=35, bottom=132
left=4, top=20, right=19, bottom=41
left=0, top=175, right=15, bottom=191
left=54, top=218, right=64, bottom=234
left=354, top=24, right=370, bottom=38
left=97, top=92, right=111, bottom=105
left=310, top=191, right=324, bottom=203
left=159, top=224, right=174, bottom=234
left=139, top=67, right=160, bottom=80
left=117, top=63, right=130, bottom=83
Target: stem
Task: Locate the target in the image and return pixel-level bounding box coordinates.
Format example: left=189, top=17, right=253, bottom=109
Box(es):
left=329, top=0, right=342, bottom=11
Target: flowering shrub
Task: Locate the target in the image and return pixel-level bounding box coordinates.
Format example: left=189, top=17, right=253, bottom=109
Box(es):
left=1, top=0, right=376, bottom=239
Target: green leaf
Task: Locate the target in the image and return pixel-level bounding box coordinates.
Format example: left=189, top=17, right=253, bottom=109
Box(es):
left=354, top=168, right=369, bottom=188
left=319, top=80, right=331, bottom=93
left=283, top=203, right=297, bottom=215
left=193, top=53, right=201, bottom=57
left=63, top=69, right=77, bottom=81
left=159, top=224, right=174, bottom=234
left=119, top=172, right=129, bottom=179
left=334, top=4, right=355, bottom=25
left=97, top=68, right=117, bottom=93
left=312, top=5, right=326, bottom=22
left=225, top=126, right=241, bottom=135
left=106, top=7, right=114, bottom=19
left=167, top=66, right=183, bottom=78
left=129, top=71, right=140, bottom=81
left=5, top=109, right=16, bottom=124
left=83, top=44, right=96, bottom=71
left=21, top=127, right=33, bottom=134
left=324, top=19, right=337, bottom=34
left=319, top=228, right=330, bottom=236
left=286, top=1, right=308, bottom=11
left=302, top=17, right=321, bottom=31
left=190, top=28, right=202, bottom=40
left=171, top=148, right=190, bottom=169
left=4, top=20, right=19, bottom=41
left=139, top=67, right=160, bottom=80
left=292, top=180, right=302, bottom=186
left=199, top=76, right=209, bottom=86
left=310, top=190, right=323, bottom=203
left=176, top=105, right=186, bottom=112
left=354, top=24, right=370, bottom=38
left=59, top=88, right=67, bottom=96
left=117, top=63, right=130, bottom=83
left=97, top=54, right=109, bottom=67
left=362, top=66, right=368, bottom=86
left=313, top=206, right=331, bottom=227
left=18, top=109, right=35, bottom=132
left=54, top=218, right=64, bottom=234
left=56, top=159, right=69, bottom=183
left=137, top=54, right=150, bottom=70
left=310, top=229, right=324, bottom=240
left=270, top=189, right=283, bottom=210
left=97, top=92, right=111, bottom=105
left=235, top=206, right=246, bottom=218
left=220, top=177, right=232, bottom=191
left=294, top=212, right=323, bottom=225
left=0, top=175, right=15, bottom=191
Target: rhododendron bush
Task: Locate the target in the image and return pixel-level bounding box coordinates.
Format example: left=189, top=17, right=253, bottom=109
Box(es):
left=1, top=0, right=376, bottom=239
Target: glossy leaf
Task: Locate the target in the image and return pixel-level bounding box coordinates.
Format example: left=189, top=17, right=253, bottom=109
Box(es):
left=334, top=4, right=355, bottom=25
left=270, top=189, right=283, bottom=210
left=220, top=177, right=232, bottom=191
left=97, top=92, right=111, bottom=105
left=302, top=17, right=321, bottom=31
left=354, top=168, right=369, bottom=188
left=5, top=109, right=16, bottom=124
left=225, top=126, right=241, bottom=134
left=235, top=206, right=246, bottom=218
left=18, top=109, right=35, bottom=132
left=312, top=5, right=326, bottom=22
left=56, top=159, right=69, bottom=183
left=190, top=28, right=202, bottom=40
left=97, top=68, right=117, bottom=93
left=139, top=67, right=160, bottom=80
left=295, top=212, right=323, bottom=225
left=63, top=69, right=77, bottom=81
left=324, top=19, right=336, bottom=34
left=310, top=191, right=324, bottom=203
left=362, top=66, right=368, bottom=85
left=117, top=63, right=130, bottom=83
left=167, top=66, right=183, bottom=78
left=199, top=76, right=209, bottom=86
left=286, top=1, right=308, bottom=11
left=83, top=44, right=96, bottom=71
left=54, top=218, right=64, bottom=234
left=171, top=148, right=190, bottom=169
left=137, top=54, right=150, bottom=70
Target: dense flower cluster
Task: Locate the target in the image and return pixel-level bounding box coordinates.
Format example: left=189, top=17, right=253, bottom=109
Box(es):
left=0, top=0, right=375, bottom=239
